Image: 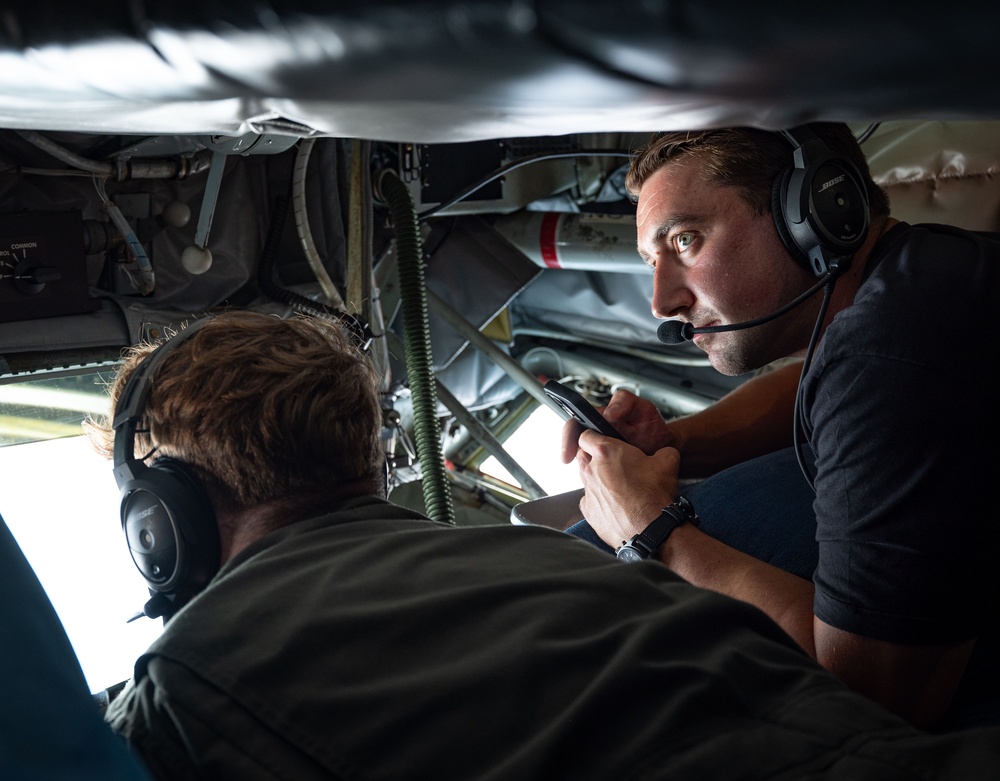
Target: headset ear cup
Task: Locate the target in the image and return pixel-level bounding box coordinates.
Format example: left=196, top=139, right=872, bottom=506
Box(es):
left=120, top=457, right=220, bottom=603
left=771, top=169, right=812, bottom=271
left=774, top=128, right=872, bottom=275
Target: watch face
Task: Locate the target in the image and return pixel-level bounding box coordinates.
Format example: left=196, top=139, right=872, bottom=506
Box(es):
left=616, top=545, right=646, bottom=563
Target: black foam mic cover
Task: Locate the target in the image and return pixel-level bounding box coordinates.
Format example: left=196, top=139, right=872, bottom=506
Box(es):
left=657, top=320, right=694, bottom=344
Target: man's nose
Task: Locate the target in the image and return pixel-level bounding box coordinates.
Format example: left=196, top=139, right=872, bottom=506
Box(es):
left=651, top=263, right=694, bottom=319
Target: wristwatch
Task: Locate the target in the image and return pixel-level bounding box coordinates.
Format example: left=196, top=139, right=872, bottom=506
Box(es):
left=616, top=496, right=700, bottom=562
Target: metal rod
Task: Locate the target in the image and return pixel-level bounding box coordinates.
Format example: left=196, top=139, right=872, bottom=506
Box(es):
left=425, top=289, right=567, bottom=419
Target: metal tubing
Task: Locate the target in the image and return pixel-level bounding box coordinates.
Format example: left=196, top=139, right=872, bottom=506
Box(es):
left=425, top=288, right=568, bottom=420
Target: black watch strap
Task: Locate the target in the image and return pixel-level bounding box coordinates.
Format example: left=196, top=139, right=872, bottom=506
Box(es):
left=616, top=496, right=699, bottom=561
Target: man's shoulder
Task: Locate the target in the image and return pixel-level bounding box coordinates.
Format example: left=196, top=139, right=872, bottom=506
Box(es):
left=871, top=221, right=1000, bottom=280
left=105, top=669, right=205, bottom=779
left=820, top=220, right=1000, bottom=366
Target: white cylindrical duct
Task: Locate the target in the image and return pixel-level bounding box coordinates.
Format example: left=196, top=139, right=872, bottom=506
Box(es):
left=493, top=212, right=644, bottom=273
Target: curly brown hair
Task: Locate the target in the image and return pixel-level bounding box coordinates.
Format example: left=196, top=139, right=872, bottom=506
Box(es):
left=625, top=123, right=890, bottom=219
left=87, top=311, right=384, bottom=508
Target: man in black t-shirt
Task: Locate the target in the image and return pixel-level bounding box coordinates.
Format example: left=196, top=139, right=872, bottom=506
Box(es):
left=562, top=123, right=1000, bottom=730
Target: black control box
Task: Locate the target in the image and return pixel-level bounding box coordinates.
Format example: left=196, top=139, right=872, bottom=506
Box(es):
left=0, top=211, right=98, bottom=323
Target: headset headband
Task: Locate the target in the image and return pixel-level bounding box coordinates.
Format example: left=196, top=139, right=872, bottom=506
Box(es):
left=112, top=319, right=211, bottom=483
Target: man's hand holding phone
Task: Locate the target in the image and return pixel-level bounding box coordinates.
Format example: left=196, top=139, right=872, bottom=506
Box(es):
left=549, top=382, right=678, bottom=463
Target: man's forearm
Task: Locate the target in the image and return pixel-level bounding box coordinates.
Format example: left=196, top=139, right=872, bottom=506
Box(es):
left=670, top=361, right=802, bottom=479
left=658, top=524, right=817, bottom=656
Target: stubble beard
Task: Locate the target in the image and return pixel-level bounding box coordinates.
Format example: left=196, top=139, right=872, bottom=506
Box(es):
left=704, top=318, right=793, bottom=377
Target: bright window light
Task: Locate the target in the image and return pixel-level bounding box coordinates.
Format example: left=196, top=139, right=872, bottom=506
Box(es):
left=0, top=435, right=162, bottom=693
left=480, top=404, right=583, bottom=496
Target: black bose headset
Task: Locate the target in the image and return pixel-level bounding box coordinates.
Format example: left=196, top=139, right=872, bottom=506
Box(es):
left=771, top=125, right=871, bottom=276
left=112, top=319, right=220, bottom=622
left=772, top=126, right=872, bottom=490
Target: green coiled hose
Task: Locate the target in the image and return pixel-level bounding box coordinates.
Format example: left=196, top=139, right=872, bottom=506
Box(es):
left=379, top=171, right=455, bottom=525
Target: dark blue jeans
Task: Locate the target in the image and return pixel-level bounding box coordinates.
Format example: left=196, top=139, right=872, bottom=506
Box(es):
left=566, top=447, right=819, bottom=581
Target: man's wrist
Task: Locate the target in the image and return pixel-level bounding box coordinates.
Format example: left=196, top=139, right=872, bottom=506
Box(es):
left=662, top=420, right=687, bottom=452
left=616, top=497, right=700, bottom=562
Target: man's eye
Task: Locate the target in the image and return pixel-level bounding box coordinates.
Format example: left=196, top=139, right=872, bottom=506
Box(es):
left=674, top=232, right=695, bottom=251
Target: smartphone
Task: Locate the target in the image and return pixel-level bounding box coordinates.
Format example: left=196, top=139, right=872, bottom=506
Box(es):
left=543, top=379, right=625, bottom=441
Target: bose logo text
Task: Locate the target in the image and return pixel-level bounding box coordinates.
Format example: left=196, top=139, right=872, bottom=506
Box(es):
left=820, top=174, right=845, bottom=192
left=135, top=506, right=159, bottom=521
